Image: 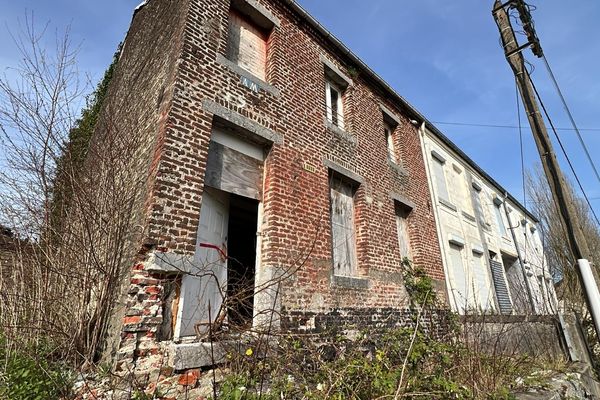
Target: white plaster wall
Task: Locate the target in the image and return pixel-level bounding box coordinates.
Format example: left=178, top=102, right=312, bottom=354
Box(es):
left=422, top=128, right=557, bottom=315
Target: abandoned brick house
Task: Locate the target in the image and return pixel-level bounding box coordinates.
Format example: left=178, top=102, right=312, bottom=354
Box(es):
left=96, top=0, right=557, bottom=373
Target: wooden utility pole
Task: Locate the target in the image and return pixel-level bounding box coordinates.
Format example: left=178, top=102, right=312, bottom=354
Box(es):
left=492, top=0, right=600, bottom=338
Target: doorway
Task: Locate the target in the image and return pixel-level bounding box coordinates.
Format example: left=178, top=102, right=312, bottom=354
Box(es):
left=226, top=193, right=258, bottom=332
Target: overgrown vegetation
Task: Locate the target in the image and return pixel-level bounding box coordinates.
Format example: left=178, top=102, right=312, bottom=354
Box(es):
left=0, top=16, right=131, bottom=399
left=206, top=259, right=562, bottom=400
left=0, top=332, right=73, bottom=400
left=213, top=325, right=557, bottom=399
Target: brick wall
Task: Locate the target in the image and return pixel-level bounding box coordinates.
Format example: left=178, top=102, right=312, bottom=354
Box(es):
left=91, top=0, right=190, bottom=362
left=103, top=0, right=448, bottom=376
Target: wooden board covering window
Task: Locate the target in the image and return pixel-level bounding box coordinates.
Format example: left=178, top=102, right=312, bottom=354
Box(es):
left=395, top=203, right=411, bottom=259
left=205, top=141, right=263, bottom=200
left=330, top=179, right=357, bottom=277
left=227, top=10, right=268, bottom=80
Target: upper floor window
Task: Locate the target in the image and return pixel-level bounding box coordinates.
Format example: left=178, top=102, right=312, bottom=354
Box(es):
left=384, top=122, right=396, bottom=163
left=471, top=181, right=489, bottom=228
left=321, top=55, right=352, bottom=132
left=493, top=198, right=507, bottom=236
left=431, top=152, right=450, bottom=204
left=325, top=80, right=344, bottom=129
left=227, top=9, right=269, bottom=80
left=395, top=202, right=412, bottom=259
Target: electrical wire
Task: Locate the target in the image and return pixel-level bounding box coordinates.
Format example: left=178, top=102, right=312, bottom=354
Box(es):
left=430, top=121, right=600, bottom=131
left=541, top=54, right=600, bottom=186
left=527, top=68, right=600, bottom=227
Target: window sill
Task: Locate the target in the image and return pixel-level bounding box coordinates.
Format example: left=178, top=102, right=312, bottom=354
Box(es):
left=216, top=54, right=280, bottom=97
left=324, top=119, right=357, bottom=146
left=461, top=211, right=476, bottom=223
left=170, top=335, right=274, bottom=370
left=387, top=159, right=409, bottom=177
left=438, top=198, right=457, bottom=212
left=331, top=275, right=370, bottom=289
left=145, top=252, right=194, bottom=274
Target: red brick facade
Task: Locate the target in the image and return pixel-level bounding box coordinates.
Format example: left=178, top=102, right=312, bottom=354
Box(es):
left=101, top=0, right=447, bottom=376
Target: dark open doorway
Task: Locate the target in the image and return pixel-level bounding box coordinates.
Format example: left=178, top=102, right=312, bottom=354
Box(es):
left=227, top=193, right=259, bottom=331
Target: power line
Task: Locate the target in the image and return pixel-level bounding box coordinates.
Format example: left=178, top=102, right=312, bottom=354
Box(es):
left=431, top=121, right=600, bottom=132
left=527, top=67, right=600, bottom=227
left=541, top=54, right=600, bottom=186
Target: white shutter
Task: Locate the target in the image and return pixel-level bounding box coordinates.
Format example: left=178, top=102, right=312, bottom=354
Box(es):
left=494, top=204, right=506, bottom=236
left=449, top=244, right=469, bottom=313
left=472, top=252, right=493, bottom=311
left=432, top=158, right=450, bottom=202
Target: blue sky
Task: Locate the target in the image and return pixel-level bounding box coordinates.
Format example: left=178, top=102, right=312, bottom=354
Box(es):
left=1, top=0, right=598, bottom=218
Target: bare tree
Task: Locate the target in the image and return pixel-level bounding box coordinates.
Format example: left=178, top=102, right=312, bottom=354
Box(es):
left=0, top=13, right=143, bottom=369
left=526, top=166, right=600, bottom=309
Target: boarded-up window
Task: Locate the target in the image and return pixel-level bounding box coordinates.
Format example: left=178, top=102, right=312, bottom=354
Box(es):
left=395, top=202, right=411, bottom=259
left=472, top=187, right=488, bottom=227
left=494, top=202, right=506, bottom=236
left=330, top=178, right=357, bottom=276
left=449, top=243, right=469, bottom=313
left=432, top=156, right=450, bottom=203
left=472, top=251, right=493, bottom=311
left=227, top=10, right=268, bottom=80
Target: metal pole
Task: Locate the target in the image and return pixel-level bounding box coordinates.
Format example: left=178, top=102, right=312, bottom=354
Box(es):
left=577, top=259, right=600, bottom=337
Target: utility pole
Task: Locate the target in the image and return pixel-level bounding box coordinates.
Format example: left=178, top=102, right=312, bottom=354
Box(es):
left=492, top=0, right=600, bottom=339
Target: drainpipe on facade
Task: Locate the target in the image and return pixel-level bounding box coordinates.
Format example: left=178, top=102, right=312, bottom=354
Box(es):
left=502, top=192, right=536, bottom=314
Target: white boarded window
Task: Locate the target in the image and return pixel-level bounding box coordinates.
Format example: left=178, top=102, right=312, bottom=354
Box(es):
left=395, top=202, right=411, bottom=259
left=385, top=122, right=396, bottom=163
left=227, top=10, right=268, bottom=80
left=449, top=243, right=469, bottom=313
left=472, top=251, right=493, bottom=311
left=472, top=187, right=488, bottom=227
left=432, top=156, right=450, bottom=203
left=494, top=202, right=507, bottom=236
left=330, top=177, right=357, bottom=276
left=325, top=80, right=344, bottom=129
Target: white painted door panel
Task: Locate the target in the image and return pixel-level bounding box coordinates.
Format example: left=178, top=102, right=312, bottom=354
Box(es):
left=175, top=187, right=229, bottom=338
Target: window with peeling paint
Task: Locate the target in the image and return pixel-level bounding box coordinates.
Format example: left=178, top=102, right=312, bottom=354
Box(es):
left=330, top=177, right=357, bottom=277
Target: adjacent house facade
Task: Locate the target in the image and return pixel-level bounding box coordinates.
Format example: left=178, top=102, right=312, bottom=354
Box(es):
left=94, top=0, right=559, bottom=378
left=420, top=125, right=558, bottom=315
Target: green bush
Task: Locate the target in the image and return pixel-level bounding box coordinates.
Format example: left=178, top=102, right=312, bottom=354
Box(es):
left=0, top=333, right=73, bottom=400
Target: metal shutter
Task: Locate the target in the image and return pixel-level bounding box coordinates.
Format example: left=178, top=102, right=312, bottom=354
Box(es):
left=490, top=260, right=512, bottom=315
